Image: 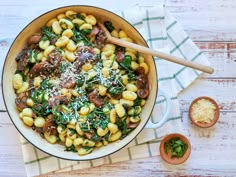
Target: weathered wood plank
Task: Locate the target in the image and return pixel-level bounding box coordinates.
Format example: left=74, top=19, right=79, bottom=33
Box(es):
left=0, top=112, right=26, bottom=177
left=165, top=0, right=236, bottom=41
left=0, top=145, right=26, bottom=177
left=0, top=1, right=236, bottom=176
left=178, top=78, right=236, bottom=112
left=195, top=42, right=236, bottom=77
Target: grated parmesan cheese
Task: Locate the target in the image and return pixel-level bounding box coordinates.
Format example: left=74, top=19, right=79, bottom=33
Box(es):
left=190, top=98, right=216, bottom=123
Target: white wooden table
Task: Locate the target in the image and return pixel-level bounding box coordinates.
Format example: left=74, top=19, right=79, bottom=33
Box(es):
left=0, top=0, right=236, bottom=176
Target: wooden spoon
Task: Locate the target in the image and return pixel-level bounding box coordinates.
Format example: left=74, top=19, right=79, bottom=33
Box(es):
left=98, top=23, right=214, bottom=74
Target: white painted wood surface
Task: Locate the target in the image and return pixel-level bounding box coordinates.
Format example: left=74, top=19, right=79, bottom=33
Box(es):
left=0, top=0, right=236, bottom=176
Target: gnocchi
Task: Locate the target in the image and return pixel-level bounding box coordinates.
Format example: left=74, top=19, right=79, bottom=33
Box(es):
left=13, top=73, right=23, bottom=90
left=52, top=21, right=62, bottom=34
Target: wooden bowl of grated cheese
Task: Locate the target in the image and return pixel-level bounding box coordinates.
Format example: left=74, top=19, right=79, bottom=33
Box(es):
left=189, top=96, right=220, bottom=128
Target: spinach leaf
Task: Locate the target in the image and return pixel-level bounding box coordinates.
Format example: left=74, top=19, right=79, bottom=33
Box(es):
left=68, top=101, right=82, bottom=111
left=90, top=109, right=109, bottom=130
left=31, top=89, right=44, bottom=103
left=120, top=55, right=132, bottom=70
left=41, top=26, right=58, bottom=41
left=82, top=146, right=93, bottom=151
left=32, top=102, right=51, bottom=116
left=68, top=128, right=77, bottom=135
left=28, top=49, right=39, bottom=63
left=52, top=106, right=76, bottom=124
left=104, top=132, right=110, bottom=141
left=128, top=71, right=137, bottom=81
left=40, top=79, right=53, bottom=90
left=98, top=118, right=109, bottom=129
left=68, top=95, right=88, bottom=111
left=79, top=122, right=91, bottom=132
left=108, top=87, right=123, bottom=97
left=81, top=28, right=92, bottom=35
left=65, top=145, right=77, bottom=152
left=76, top=14, right=85, bottom=20
left=59, top=62, right=71, bottom=73
left=73, top=28, right=94, bottom=47
left=76, top=73, right=85, bottom=87
left=116, top=118, right=128, bottom=135
left=91, top=133, right=100, bottom=142
left=104, top=21, right=115, bottom=32
left=133, top=98, right=142, bottom=106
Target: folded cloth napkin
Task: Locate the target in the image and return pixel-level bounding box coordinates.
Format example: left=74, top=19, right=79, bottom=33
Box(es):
left=16, top=2, right=211, bottom=177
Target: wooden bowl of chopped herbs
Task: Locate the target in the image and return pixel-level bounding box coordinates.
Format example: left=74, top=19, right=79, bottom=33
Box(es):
left=159, top=133, right=191, bottom=165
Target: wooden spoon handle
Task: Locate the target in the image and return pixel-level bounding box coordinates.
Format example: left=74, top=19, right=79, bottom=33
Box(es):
left=107, top=36, right=214, bottom=74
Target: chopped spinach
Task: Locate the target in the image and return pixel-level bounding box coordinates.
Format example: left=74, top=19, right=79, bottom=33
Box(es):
left=57, top=112, right=76, bottom=124
left=127, top=71, right=137, bottom=81
left=28, top=49, right=39, bottom=63
left=133, top=98, right=142, bottom=106
left=104, top=132, right=110, bottom=141
left=91, top=133, right=100, bottom=142
left=90, top=109, right=109, bottom=130
left=116, top=118, right=128, bottom=135
left=108, top=87, right=123, bottom=97
left=73, top=28, right=94, bottom=46
left=31, top=89, right=48, bottom=104
left=82, top=146, right=93, bottom=151
left=79, top=122, right=91, bottom=132
left=83, top=107, right=110, bottom=131
left=104, top=21, right=115, bottom=32
left=40, top=79, right=53, bottom=90
left=68, top=95, right=89, bottom=111
left=107, top=75, right=125, bottom=97
left=81, top=28, right=92, bottom=35
left=76, top=73, right=85, bottom=87
left=164, top=137, right=188, bottom=158
left=41, top=26, right=58, bottom=41
left=76, top=14, right=85, bottom=20
left=120, top=55, right=132, bottom=70
left=52, top=106, right=77, bottom=124
left=32, top=102, right=51, bottom=116
left=68, top=128, right=77, bottom=135
left=85, top=77, right=100, bottom=92
left=68, top=101, right=82, bottom=111
left=58, top=123, right=66, bottom=131
left=59, top=62, right=71, bottom=73
left=95, top=117, right=109, bottom=129
left=65, top=145, right=77, bottom=152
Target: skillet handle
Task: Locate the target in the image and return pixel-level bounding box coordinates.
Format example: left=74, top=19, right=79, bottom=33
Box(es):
left=145, top=90, right=172, bottom=129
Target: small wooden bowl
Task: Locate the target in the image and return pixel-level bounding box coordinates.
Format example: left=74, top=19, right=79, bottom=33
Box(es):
left=189, top=96, right=220, bottom=128
left=159, top=133, right=191, bottom=165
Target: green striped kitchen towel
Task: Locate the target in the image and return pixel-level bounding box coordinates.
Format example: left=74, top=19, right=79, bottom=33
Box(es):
left=18, top=2, right=211, bottom=177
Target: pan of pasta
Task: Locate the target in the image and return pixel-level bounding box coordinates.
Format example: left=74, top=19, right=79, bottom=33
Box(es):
left=2, top=6, right=161, bottom=160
